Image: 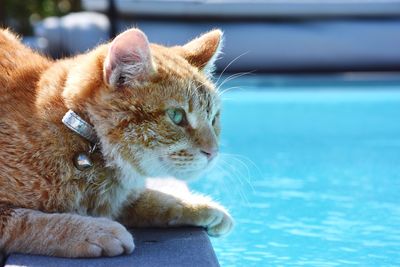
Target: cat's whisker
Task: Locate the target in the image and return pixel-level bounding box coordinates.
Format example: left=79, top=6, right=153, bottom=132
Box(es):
left=212, top=164, right=238, bottom=202
left=189, top=81, right=204, bottom=96
left=216, top=71, right=254, bottom=94
left=218, top=166, right=238, bottom=201
left=217, top=157, right=255, bottom=205
left=215, top=51, right=250, bottom=85
left=217, top=157, right=245, bottom=186
left=215, top=157, right=251, bottom=205
left=222, top=153, right=262, bottom=179
left=220, top=153, right=258, bottom=193
left=219, top=159, right=250, bottom=193
left=218, top=86, right=242, bottom=97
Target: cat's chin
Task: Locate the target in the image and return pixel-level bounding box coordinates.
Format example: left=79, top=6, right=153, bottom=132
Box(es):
left=169, top=156, right=219, bottom=182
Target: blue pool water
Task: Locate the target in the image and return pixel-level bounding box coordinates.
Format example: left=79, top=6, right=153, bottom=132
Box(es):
left=191, top=76, right=400, bottom=267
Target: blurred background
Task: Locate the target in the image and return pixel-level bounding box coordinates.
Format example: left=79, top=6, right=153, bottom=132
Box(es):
left=2, top=0, right=400, bottom=73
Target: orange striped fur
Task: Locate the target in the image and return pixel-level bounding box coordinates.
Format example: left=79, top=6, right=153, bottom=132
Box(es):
left=0, top=28, right=232, bottom=257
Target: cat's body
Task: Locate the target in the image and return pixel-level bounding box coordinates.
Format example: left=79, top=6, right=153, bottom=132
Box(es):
left=0, top=28, right=232, bottom=257
left=0, top=29, right=138, bottom=217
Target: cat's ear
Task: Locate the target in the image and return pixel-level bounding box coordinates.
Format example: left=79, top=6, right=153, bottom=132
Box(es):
left=104, top=29, right=155, bottom=88
left=180, top=29, right=223, bottom=75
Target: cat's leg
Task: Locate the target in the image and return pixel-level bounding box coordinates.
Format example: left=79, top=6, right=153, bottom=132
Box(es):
left=118, top=188, right=233, bottom=237
left=0, top=206, right=134, bottom=258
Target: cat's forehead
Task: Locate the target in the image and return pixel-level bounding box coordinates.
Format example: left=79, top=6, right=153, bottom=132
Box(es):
left=186, top=86, right=219, bottom=128
left=189, top=81, right=219, bottom=112
left=181, top=79, right=219, bottom=112
left=142, top=45, right=220, bottom=115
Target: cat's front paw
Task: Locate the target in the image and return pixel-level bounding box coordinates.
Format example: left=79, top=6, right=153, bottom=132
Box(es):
left=67, top=217, right=135, bottom=258
left=194, top=205, right=234, bottom=237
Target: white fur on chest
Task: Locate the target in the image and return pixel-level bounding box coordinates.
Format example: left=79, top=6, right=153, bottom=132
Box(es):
left=74, top=156, right=145, bottom=218
left=112, top=157, right=146, bottom=216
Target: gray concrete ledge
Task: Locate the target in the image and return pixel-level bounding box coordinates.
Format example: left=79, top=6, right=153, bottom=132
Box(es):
left=5, top=227, right=219, bottom=267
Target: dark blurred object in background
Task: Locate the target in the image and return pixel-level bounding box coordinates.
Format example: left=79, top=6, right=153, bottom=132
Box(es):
left=1, top=0, right=400, bottom=73
left=32, top=12, right=109, bottom=58
left=0, top=0, right=81, bottom=35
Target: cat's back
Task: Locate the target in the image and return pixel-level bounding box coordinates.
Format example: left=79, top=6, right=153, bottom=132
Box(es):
left=0, top=29, right=51, bottom=107
left=0, top=29, right=66, bottom=210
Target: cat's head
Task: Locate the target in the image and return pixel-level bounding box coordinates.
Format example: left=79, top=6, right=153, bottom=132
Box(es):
left=67, top=28, right=223, bottom=181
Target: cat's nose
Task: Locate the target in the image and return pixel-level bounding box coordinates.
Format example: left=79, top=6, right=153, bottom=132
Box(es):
left=201, top=148, right=218, bottom=161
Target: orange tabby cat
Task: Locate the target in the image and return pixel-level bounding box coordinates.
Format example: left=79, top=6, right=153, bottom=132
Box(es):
left=0, top=27, right=232, bottom=258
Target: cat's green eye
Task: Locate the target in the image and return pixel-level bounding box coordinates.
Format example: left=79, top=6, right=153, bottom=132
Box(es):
left=167, top=108, right=186, bottom=126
